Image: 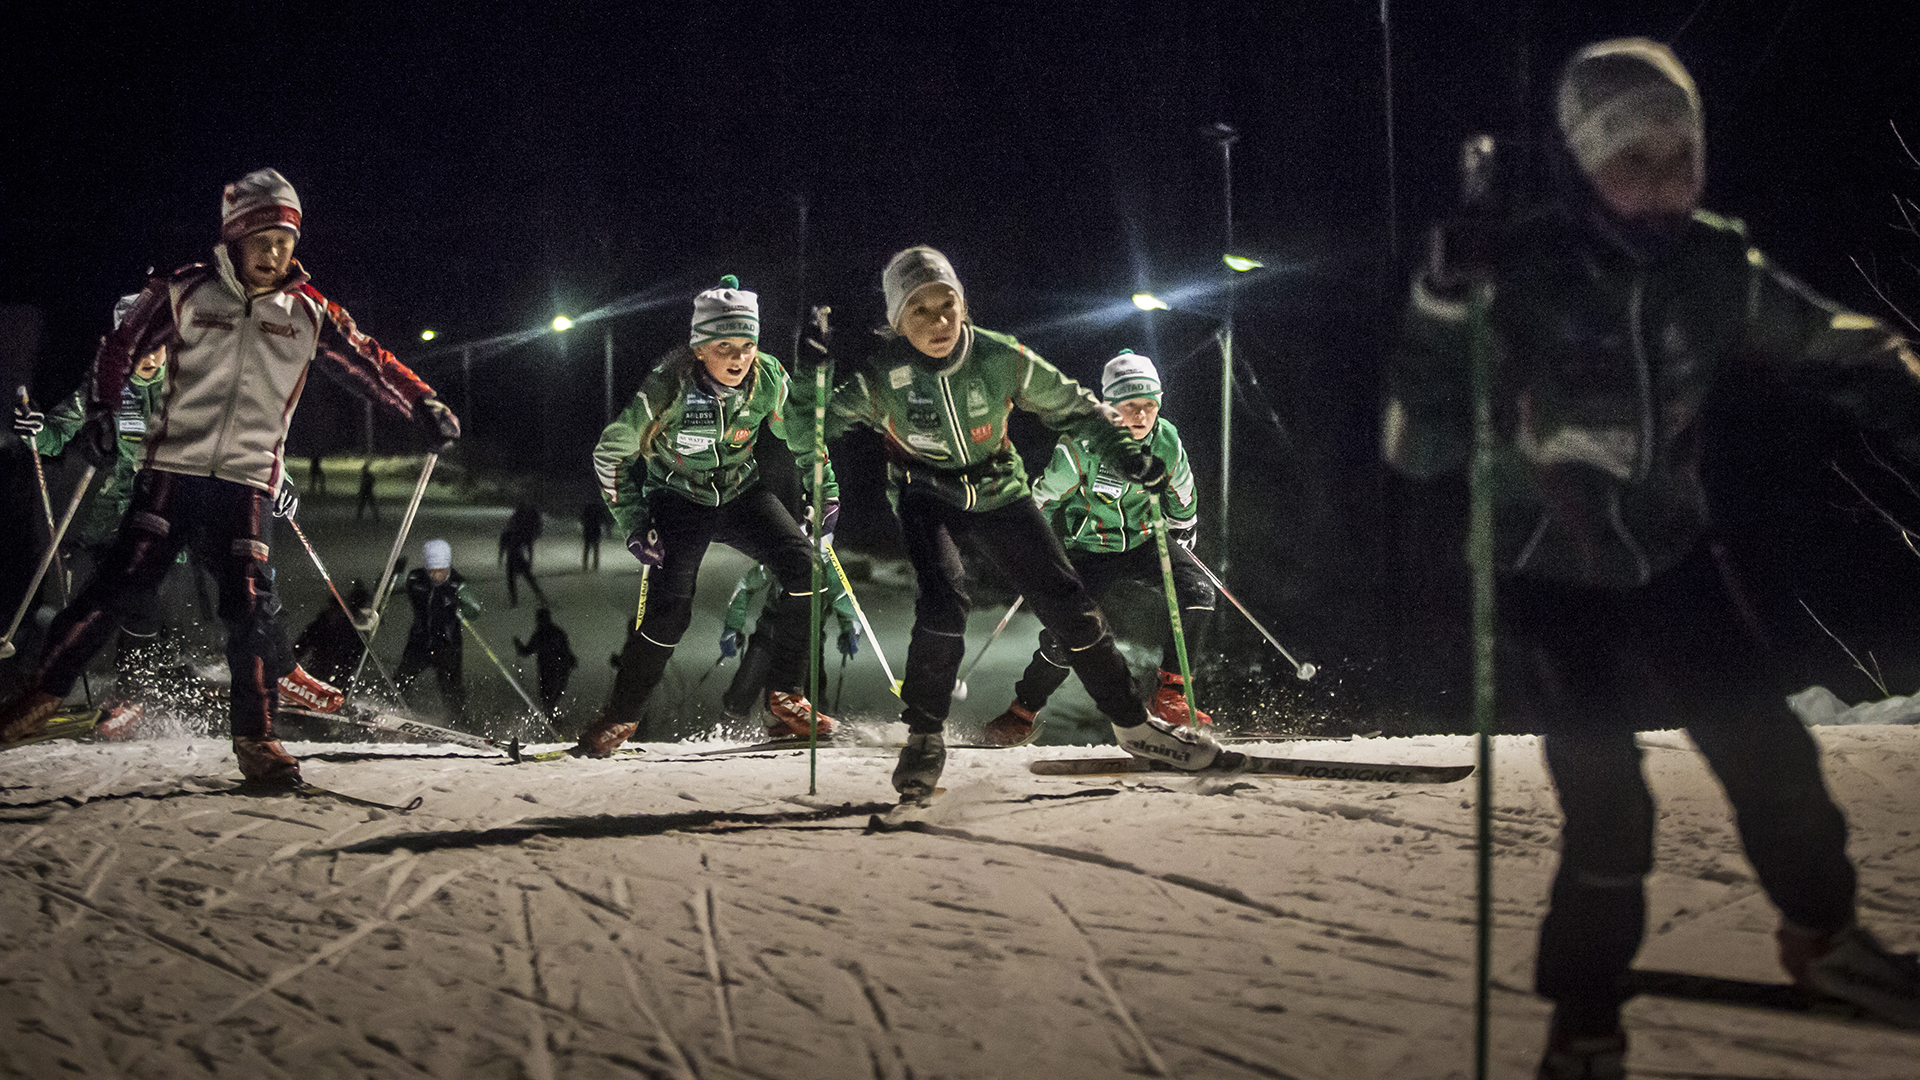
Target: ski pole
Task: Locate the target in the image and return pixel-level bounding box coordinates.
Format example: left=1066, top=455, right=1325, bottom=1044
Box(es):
left=805, top=303, right=830, bottom=794
left=1, top=464, right=95, bottom=660
left=633, top=563, right=650, bottom=630
left=459, top=612, right=555, bottom=738
left=821, top=541, right=901, bottom=697
left=693, top=651, right=728, bottom=689
left=1146, top=501, right=1198, bottom=723
left=952, top=595, right=1022, bottom=702
left=832, top=651, right=847, bottom=714
left=284, top=513, right=404, bottom=698
left=348, top=452, right=437, bottom=693
left=19, top=388, right=73, bottom=606
left=1185, top=551, right=1317, bottom=681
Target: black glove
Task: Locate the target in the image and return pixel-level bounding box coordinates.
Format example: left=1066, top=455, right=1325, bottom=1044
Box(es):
left=795, top=305, right=832, bottom=373
left=804, top=498, right=840, bottom=544
left=1168, top=520, right=1197, bottom=552
left=414, top=395, right=461, bottom=450
left=719, top=628, right=743, bottom=659
left=12, top=396, right=44, bottom=439
left=78, top=408, right=117, bottom=469
left=272, top=475, right=300, bottom=519
left=1119, top=448, right=1170, bottom=493
left=837, top=624, right=861, bottom=657
left=627, top=527, right=665, bottom=567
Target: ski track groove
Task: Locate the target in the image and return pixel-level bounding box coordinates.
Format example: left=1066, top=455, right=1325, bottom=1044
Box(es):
left=1156, top=1034, right=1312, bottom=1080
left=692, top=883, right=739, bottom=1064
left=839, top=959, right=914, bottom=1080
left=517, top=881, right=558, bottom=1080
left=1048, top=892, right=1173, bottom=1078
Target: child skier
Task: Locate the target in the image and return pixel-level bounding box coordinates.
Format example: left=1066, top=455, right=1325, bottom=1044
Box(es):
left=1385, top=39, right=1920, bottom=1072
left=514, top=606, right=578, bottom=719
left=984, top=350, right=1214, bottom=745
left=396, top=539, right=480, bottom=723
left=0, top=168, right=460, bottom=788
left=719, top=558, right=859, bottom=728
left=573, top=276, right=838, bottom=754
left=788, top=246, right=1224, bottom=800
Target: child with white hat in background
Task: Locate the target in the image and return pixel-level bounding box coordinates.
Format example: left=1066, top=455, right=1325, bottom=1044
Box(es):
left=984, top=349, right=1215, bottom=745
left=396, top=539, right=481, bottom=724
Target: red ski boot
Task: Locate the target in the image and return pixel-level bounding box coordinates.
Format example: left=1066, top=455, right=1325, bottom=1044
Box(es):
left=95, top=701, right=146, bottom=741
left=572, top=716, right=640, bottom=758
left=1150, top=670, right=1213, bottom=728
left=278, top=664, right=345, bottom=713
left=0, top=690, right=62, bottom=746
left=764, top=691, right=835, bottom=738
left=982, top=700, right=1040, bottom=746
left=234, top=733, right=302, bottom=788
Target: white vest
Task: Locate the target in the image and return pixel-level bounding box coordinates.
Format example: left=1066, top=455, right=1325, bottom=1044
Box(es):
left=146, top=246, right=322, bottom=491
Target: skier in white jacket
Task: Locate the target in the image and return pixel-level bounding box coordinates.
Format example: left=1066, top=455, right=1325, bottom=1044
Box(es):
left=0, top=168, right=461, bottom=787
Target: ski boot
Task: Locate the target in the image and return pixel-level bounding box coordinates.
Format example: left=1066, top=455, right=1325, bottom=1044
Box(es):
left=1149, top=670, right=1213, bottom=728
left=1112, top=714, right=1222, bottom=771
left=572, top=715, right=640, bottom=758
left=1535, top=1005, right=1626, bottom=1080
left=233, top=731, right=302, bottom=788
left=278, top=664, right=345, bottom=713
left=0, top=690, right=62, bottom=746
left=95, top=701, right=146, bottom=741
left=1779, top=920, right=1920, bottom=1028
left=764, top=691, right=835, bottom=738
left=893, top=732, right=946, bottom=803
left=982, top=700, right=1041, bottom=746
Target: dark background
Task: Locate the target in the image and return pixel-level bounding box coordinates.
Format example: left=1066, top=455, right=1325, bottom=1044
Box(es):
left=4, top=1, right=1917, bottom=725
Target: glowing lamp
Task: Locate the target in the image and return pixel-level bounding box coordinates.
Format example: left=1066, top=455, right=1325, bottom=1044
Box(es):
left=1131, top=293, right=1170, bottom=312
left=552, top=315, right=574, bottom=332
left=419, top=329, right=437, bottom=341
left=1223, top=255, right=1264, bottom=272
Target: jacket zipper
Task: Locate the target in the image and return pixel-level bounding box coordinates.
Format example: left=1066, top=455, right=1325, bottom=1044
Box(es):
left=208, top=286, right=254, bottom=479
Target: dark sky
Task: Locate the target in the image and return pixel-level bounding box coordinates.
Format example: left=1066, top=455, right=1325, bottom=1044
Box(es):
left=3, top=1, right=1914, bottom=438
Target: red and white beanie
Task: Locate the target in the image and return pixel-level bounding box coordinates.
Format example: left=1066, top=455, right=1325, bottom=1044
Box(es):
left=220, top=168, right=302, bottom=242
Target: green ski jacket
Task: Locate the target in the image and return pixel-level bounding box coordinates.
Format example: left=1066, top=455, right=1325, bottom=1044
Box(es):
left=1386, top=204, right=1920, bottom=589
left=37, top=371, right=167, bottom=548
left=789, top=324, right=1138, bottom=512
left=724, top=562, right=856, bottom=637
left=594, top=351, right=837, bottom=538
left=1033, top=417, right=1197, bottom=554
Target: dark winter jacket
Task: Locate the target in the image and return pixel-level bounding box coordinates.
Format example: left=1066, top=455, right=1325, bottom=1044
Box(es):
left=1385, top=203, right=1920, bottom=589
left=404, top=569, right=481, bottom=652
left=515, top=621, right=578, bottom=685
left=789, top=324, right=1142, bottom=512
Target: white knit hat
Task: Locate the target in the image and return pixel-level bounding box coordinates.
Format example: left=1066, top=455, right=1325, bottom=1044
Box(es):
left=690, top=275, right=759, bottom=346
left=423, top=539, right=452, bottom=571
left=883, top=246, right=965, bottom=330
left=1101, top=350, right=1162, bottom=404
left=220, top=168, right=302, bottom=242
left=112, top=294, right=140, bottom=330
left=1556, top=38, right=1703, bottom=179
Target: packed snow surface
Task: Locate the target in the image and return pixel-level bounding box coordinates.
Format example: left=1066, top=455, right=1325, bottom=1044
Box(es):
left=2, top=725, right=1916, bottom=1078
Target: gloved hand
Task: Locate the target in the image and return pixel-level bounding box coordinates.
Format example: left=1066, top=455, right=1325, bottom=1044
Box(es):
left=12, top=395, right=44, bottom=439
left=837, top=624, right=861, bottom=657
left=413, top=394, right=461, bottom=450
left=1119, top=448, right=1170, bottom=493
left=78, top=408, right=117, bottom=469
left=719, top=629, right=743, bottom=659
left=272, top=475, right=299, bottom=519
left=804, top=498, right=840, bottom=543
left=1168, top=520, right=1198, bottom=552
left=626, top=527, right=665, bottom=567
left=795, top=304, right=832, bottom=372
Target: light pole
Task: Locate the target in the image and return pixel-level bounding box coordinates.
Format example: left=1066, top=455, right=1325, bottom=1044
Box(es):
left=550, top=315, right=573, bottom=471
left=602, top=326, right=615, bottom=425
left=1208, top=121, right=1239, bottom=574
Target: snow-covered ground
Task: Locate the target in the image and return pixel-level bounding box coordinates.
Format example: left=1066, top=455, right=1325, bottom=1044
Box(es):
left=3, top=724, right=1916, bottom=1078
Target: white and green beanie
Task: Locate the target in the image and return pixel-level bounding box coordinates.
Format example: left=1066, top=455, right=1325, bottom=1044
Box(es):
left=689, top=275, right=759, bottom=346
left=882, top=246, right=965, bottom=330
left=1101, top=350, right=1162, bottom=404
left=1556, top=38, right=1703, bottom=180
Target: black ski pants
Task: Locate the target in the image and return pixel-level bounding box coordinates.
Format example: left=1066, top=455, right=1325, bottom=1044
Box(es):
left=894, top=487, right=1144, bottom=734
left=1504, top=544, right=1856, bottom=1015
left=1012, top=542, right=1214, bottom=711
left=396, top=640, right=466, bottom=723
left=34, top=470, right=291, bottom=739
left=605, top=484, right=820, bottom=730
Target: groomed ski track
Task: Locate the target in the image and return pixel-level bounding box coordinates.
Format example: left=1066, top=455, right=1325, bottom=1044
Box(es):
left=2, top=727, right=1917, bottom=1078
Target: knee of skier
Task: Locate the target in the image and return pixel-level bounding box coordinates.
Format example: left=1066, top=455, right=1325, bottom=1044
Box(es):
left=913, top=588, right=970, bottom=637
left=1036, top=630, right=1071, bottom=669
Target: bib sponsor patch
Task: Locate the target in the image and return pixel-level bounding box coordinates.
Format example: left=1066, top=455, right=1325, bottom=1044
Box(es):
left=889, top=366, right=913, bottom=390
left=969, top=424, right=992, bottom=444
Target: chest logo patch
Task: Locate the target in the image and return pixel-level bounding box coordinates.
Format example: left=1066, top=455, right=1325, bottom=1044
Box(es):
left=191, top=314, right=235, bottom=332
left=260, top=320, right=298, bottom=339
left=969, top=424, right=992, bottom=444
left=965, top=382, right=990, bottom=417
left=889, top=366, right=913, bottom=390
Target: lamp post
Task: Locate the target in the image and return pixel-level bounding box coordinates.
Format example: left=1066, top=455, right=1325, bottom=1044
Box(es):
left=602, top=327, right=615, bottom=425
left=1208, top=122, right=1239, bottom=574
left=550, top=315, right=573, bottom=471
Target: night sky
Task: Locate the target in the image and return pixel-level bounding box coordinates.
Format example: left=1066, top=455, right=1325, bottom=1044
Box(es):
left=4, top=2, right=1917, bottom=704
